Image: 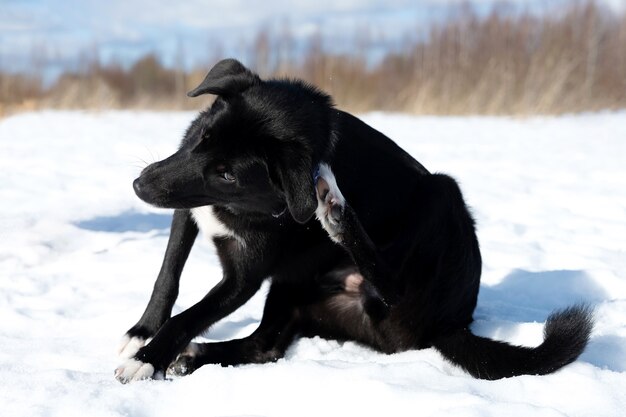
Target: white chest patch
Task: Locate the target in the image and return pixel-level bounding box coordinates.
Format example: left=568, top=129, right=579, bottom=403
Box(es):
left=190, top=206, right=243, bottom=244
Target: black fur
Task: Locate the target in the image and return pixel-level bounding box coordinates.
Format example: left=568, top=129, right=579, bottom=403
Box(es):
left=432, top=304, right=594, bottom=380
left=116, top=59, right=593, bottom=383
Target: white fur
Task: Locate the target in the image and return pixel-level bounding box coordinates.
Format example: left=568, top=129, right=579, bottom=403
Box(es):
left=190, top=206, right=230, bottom=237
left=117, top=335, right=146, bottom=359
left=327, top=293, right=365, bottom=317
left=191, top=206, right=245, bottom=246
left=114, top=358, right=156, bottom=383
left=318, top=163, right=345, bottom=206
left=315, top=163, right=345, bottom=243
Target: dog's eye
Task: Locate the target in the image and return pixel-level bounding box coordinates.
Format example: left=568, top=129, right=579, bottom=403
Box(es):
left=216, top=165, right=236, bottom=182
left=220, top=171, right=236, bottom=182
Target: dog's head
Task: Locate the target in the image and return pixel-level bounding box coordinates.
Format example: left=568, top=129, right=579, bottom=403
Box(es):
left=133, top=59, right=335, bottom=224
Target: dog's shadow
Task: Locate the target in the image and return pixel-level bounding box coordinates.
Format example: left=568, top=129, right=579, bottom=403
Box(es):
left=476, top=269, right=606, bottom=322
left=75, top=210, right=172, bottom=233
left=474, top=269, right=625, bottom=372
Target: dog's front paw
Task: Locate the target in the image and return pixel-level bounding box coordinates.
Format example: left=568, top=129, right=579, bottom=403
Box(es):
left=119, top=322, right=162, bottom=358
left=115, top=358, right=164, bottom=384
left=315, top=163, right=346, bottom=243
left=118, top=334, right=151, bottom=359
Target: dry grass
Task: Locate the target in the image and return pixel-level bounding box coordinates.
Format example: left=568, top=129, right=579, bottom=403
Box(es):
left=1, top=1, right=624, bottom=116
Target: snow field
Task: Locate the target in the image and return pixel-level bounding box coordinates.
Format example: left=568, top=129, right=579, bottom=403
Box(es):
left=0, top=110, right=625, bottom=416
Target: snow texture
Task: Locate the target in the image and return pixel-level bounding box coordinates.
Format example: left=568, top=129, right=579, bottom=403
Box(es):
left=1, top=110, right=625, bottom=416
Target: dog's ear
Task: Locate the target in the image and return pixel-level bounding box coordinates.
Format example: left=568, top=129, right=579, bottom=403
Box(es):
left=276, top=148, right=317, bottom=224
left=187, top=59, right=260, bottom=98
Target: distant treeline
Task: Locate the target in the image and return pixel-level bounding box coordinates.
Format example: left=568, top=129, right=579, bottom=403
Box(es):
left=1, top=1, right=625, bottom=116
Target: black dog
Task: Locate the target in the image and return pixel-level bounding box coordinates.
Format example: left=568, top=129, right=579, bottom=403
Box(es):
left=115, top=59, right=593, bottom=383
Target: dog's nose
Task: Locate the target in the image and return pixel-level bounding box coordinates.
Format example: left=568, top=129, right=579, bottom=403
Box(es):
left=132, top=177, right=158, bottom=204
left=132, top=178, right=143, bottom=196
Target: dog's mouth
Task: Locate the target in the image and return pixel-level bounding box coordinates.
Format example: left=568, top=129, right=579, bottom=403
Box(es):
left=144, top=194, right=218, bottom=210
left=134, top=181, right=287, bottom=218
left=272, top=207, right=287, bottom=218
left=133, top=178, right=214, bottom=209
left=157, top=197, right=217, bottom=209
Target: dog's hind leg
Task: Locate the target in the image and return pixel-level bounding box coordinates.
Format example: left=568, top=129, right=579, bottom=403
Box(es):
left=299, top=273, right=400, bottom=354
left=119, top=209, right=199, bottom=358
left=314, top=164, right=396, bottom=318
left=168, top=282, right=300, bottom=376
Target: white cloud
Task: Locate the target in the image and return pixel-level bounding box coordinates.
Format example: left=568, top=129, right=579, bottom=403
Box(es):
left=602, top=0, right=626, bottom=12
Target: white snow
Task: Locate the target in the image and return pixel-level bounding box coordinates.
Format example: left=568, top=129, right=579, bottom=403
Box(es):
left=1, top=110, right=625, bottom=416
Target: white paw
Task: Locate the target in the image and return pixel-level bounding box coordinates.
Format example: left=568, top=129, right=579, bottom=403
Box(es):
left=315, top=163, right=346, bottom=243
left=118, top=335, right=151, bottom=359
left=114, top=358, right=162, bottom=384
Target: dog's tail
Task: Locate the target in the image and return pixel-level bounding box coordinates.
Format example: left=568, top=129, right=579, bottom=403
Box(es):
left=431, top=304, right=594, bottom=380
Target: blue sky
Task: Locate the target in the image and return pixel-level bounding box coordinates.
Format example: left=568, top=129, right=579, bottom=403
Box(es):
left=1, top=0, right=623, bottom=80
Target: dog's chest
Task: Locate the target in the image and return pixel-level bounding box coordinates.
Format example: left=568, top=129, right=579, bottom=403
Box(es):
left=190, top=206, right=237, bottom=241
